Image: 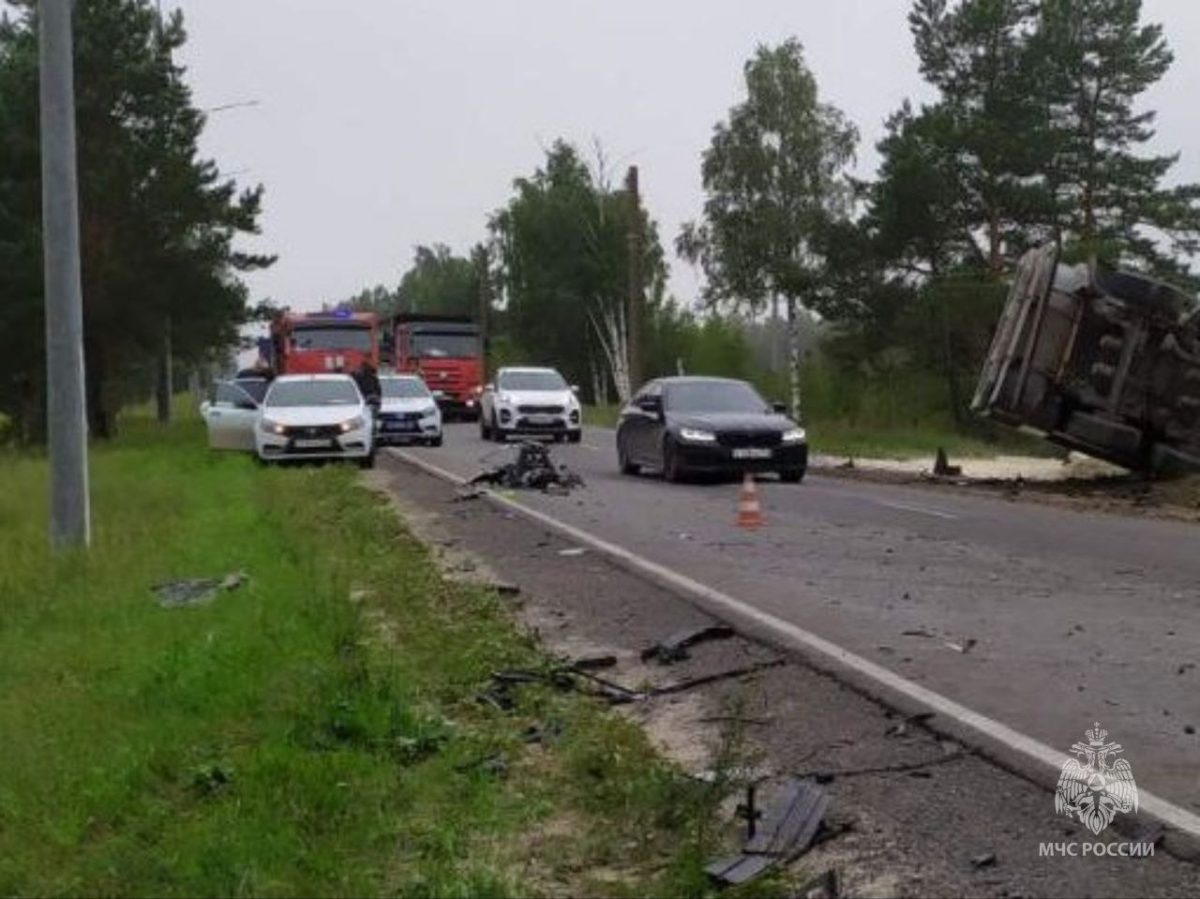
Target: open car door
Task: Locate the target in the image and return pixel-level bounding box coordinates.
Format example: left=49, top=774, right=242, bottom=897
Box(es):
left=202, top=381, right=260, bottom=451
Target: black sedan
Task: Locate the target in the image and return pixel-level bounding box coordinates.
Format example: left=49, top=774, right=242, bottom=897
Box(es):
left=615, top=377, right=808, bottom=483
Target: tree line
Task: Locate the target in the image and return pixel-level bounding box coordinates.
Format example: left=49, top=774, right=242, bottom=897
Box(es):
left=0, top=0, right=270, bottom=443
left=347, top=0, right=1199, bottom=429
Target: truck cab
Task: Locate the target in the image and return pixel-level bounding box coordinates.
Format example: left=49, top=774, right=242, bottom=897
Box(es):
left=391, top=315, right=483, bottom=420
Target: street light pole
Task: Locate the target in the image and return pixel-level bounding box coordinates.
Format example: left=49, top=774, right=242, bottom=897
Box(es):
left=40, top=0, right=91, bottom=549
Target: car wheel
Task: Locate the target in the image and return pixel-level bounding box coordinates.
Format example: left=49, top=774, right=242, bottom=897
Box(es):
left=429, top=434, right=443, bottom=448
left=492, top=414, right=506, bottom=442
left=779, top=467, right=805, bottom=484
left=618, top=440, right=640, bottom=476
left=568, top=430, right=582, bottom=444
left=358, top=453, right=376, bottom=470
left=662, top=438, right=684, bottom=483
left=480, top=415, right=491, bottom=440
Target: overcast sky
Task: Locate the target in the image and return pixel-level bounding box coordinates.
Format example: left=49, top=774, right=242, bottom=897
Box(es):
left=156, top=1, right=1200, bottom=310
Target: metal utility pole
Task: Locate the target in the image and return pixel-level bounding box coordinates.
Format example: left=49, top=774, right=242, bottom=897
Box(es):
left=40, top=0, right=91, bottom=549
left=625, top=165, right=644, bottom=393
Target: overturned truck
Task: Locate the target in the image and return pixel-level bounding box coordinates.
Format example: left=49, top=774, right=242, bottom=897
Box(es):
left=973, top=243, right=1200, bottom=475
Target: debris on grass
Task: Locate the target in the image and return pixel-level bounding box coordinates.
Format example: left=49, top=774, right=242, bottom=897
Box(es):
left=153, top=571, right=247, bottom=608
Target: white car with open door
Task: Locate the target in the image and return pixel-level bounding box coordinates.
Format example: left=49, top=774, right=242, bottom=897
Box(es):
left=201, top=381, right=261, bottom=451
left=255, top=374, right=375, bottom=467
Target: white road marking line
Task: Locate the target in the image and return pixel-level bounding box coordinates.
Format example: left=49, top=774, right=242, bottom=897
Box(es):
left=875, top=499, right=959, bottom=520
left=387, top=447, right=1200, bottom=840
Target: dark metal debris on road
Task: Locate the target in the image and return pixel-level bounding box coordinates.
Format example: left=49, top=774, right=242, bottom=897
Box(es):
left=970, top=851, right=997, bottom=869
left=468, top=441, right=585, bottom=493
left=641, top=623, right=735, bottom=664
left=705, top=778, right=829, bottom=887
left=153, top=571, right=247, bottom=608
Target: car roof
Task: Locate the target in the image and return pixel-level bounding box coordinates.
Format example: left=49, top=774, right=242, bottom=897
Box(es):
left=498, top=366, right=561, bottom=374
left=655, top=376, right=750, bottom=386
left=379, top=373, right=422, bottom=380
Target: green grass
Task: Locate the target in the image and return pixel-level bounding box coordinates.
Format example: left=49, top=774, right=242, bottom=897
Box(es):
left=0, top=415, right=772, bottom=897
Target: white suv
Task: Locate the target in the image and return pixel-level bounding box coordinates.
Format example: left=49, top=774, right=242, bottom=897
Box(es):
left=479, top=367, right=582, bottom=443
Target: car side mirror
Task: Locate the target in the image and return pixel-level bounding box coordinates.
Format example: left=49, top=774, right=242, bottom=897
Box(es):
left=638, top=397, right=664, bottom=418
left=484, top=382, right=494, bottom=392
left=570, top=384, right=580, bottom=394
left=772, top=401, right=788, bottom=415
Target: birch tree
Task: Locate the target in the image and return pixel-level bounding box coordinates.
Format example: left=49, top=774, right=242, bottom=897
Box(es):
left=677, top=39, right=856, bottom=422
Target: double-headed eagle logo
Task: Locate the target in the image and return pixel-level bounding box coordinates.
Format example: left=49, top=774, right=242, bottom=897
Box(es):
left=1055, top=722, right=1139, bottom=835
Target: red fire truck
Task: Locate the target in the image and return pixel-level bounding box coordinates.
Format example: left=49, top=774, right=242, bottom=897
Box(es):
left=391, top=314, right=483, bottom=419
left=268, top=310, right=380, bottom=375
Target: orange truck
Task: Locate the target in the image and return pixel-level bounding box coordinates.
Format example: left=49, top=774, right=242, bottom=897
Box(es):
left=390, top=314, right=483, bottom=420
left=268, top=310, right=380, bottom=375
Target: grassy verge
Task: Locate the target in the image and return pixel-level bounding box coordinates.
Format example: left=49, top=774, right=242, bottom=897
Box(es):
left=0, top=415, right=763, bottom=897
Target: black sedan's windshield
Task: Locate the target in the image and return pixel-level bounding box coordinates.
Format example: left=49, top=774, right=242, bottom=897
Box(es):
left=498, top=370, right=567, bottom=391
left=265, top=380, right=361, bottom=407
left=381, top=377, right=430, bottom=399
left=666, top=381, right=768, bottom=414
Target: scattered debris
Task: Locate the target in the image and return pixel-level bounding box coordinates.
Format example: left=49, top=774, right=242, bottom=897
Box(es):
left=451, top=487, right=486, bottom=502
left=944, top=638, right=978, bottom=654
left=1132, top=823, right=1165, bottom=849
left=488, top=581, right=522, bottom=597
left=469, top=441, right=585, bottom=493
left=651, top=659, right=785, bottom=697
left=641, top=623, right=735, bottom=664
left=558, top=547, right=587, bottom=557
left=153, top=571, right=247, bottom=608
left=1177, top=662, right=1196, bottom=675
left=521, top=720, right=565, bottom=744
left=900, top=628, right=936, bottom=639
left=705, top=778, right=829, bottom=887
left=934, top=447, right=963, bottom=477
left=970, top=851, right=997, bottom=870
left=801, top=868, right=839, bottom=899
left=569, top=653, right=618, bottom=671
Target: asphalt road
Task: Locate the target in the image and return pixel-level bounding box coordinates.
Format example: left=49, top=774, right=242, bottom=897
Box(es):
left=396, top=423, right=1200, bottom=817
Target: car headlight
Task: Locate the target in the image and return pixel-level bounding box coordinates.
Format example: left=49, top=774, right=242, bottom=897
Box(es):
left=420, top=404, right=438, bottom=417
left=679, top=427, right=717, bottom=443
left=782, top=427, right=807, bottom=443
left=338, top=415, right=366, bottom=433
left=259, top=417, right=286, bottom=435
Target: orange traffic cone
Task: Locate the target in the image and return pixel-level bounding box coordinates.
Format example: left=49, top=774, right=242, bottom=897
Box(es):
left=736, top=472, right=764, bottom=530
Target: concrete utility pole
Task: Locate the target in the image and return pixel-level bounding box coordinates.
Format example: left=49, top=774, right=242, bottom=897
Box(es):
left=474, top=245, right=490, bottom=377
left=625, top=166, right=644, bottom=393
left=40, top=0, right=91, bottom=549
